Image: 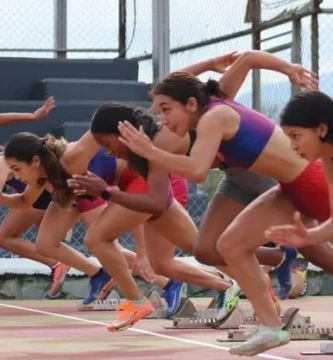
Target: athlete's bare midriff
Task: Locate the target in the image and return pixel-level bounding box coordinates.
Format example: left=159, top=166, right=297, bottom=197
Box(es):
left=250, top=127, right=309, bottom=184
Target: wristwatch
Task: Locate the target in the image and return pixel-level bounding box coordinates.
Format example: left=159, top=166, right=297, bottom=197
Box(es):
left=100, top=186, right=113, bottom=201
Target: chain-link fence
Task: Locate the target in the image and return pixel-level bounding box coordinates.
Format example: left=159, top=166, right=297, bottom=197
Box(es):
left=0, top=0, right=121, bottom=58
left=318, top=11, right=333, bottom=97
left=66, top=0, right=119, bottom=59
left=0, top=0, right=55, bottom=58
left=0, top=0, right=331, bottom=106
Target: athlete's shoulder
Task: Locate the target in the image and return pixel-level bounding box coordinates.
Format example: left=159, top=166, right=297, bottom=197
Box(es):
left=199, top=104, right=239, bottom=136
left=204, top=103, right=239, bottom=120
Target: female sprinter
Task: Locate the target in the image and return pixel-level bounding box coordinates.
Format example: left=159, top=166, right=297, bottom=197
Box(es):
left=0, top=96, right=70, bottom=297
left=65, top=142, right=189, bottom=315
left=115, top=51, right=332, bottom=355
left=63, top=114, right=236, bottom=330
left=265, top=91, right=333, bottom=248
left=172, top=53, right=316, bottom=299
left=0, top=154, right=69, bottom=297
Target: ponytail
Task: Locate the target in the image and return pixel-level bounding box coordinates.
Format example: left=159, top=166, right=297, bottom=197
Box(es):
left=205, top=79, right=224, bottom=98
left=40, top=135, right=73, bottom=207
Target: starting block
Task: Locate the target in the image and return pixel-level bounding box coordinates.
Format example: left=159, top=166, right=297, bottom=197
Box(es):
left=164, top=296, right=258, bottom=330
left=217, top=307, right=322, bottom=343
left=145, top=291, right=218, bottom=321
left=77, top=289, right=170, bottom=319
left=77, top=290, right=121, bottom=311
left=144, top=290, right=168, bottom=319
left=144, top=291, right=201, bottom=320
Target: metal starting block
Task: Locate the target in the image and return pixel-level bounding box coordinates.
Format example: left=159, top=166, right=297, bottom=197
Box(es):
left=145, top=291, right=205, bottom=320
left=77, top=290, right=121, bottom=311
left=164, top=296, right=257, bottom=330
left=77, top=289, right=169, bottom=318
left=144, top=290, right=168, bottom=319
left=145, top=292, right=218, bottom=322
left=217, top=307, right=319, bottom=343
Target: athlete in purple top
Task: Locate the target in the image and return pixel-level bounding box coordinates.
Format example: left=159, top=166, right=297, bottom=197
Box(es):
left=117, top=50, right=323, bottom=355
left=207, top=97, right=275, bottom=169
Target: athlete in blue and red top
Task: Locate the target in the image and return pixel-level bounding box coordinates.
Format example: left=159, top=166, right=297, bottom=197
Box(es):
left=116, top=50, right=324, bottom=355
left=207, top=97, right=276, bottom=169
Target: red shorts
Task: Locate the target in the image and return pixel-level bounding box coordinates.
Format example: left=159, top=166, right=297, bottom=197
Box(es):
left=118, top=168, right=188, bottom=220
left=119, top=167, right=149, bottom=194
left=170, top=174, right=188, bottom=208
left=76, top=197, right=106, bottom=213
left=279, top=160, right=330, bottom=222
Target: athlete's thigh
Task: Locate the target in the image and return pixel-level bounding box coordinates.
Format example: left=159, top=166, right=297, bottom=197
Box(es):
left=36, top=202, right=80, bottom=246
left=0, top=208, right=44, bottom=237
left=150, top=200, right=197, bottom=254
left=86, top=202, right=151, bottom=242
left=199, top=171, right=276, bottom=252
left=80, top=203, right=108, bottom=228
left=219, top=188, right=296, bottom=253
left=198, top=193, right=246, bottom=245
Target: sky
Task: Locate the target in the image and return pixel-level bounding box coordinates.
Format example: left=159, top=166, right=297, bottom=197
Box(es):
left=0, top=0, right=332, bottom=111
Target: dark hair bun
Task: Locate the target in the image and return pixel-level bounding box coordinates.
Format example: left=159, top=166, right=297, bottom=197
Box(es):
left=205, top=79, right=221, bottom=96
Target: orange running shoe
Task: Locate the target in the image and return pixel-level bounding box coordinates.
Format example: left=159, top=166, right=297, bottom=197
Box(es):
left=98, top=279, right=117, bottom=300
left=107, top=298, right=154, bottom=332
left=264, top=273, right=281, bottom=316
left=48, top=264, right=71, bottom=298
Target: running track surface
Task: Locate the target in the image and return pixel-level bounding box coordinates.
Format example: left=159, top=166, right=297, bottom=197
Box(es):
left=0, top=297, right=332, bottom=360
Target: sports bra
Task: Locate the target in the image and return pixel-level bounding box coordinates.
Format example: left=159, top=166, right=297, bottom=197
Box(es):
left=205, top=97, right=275, bottom=169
